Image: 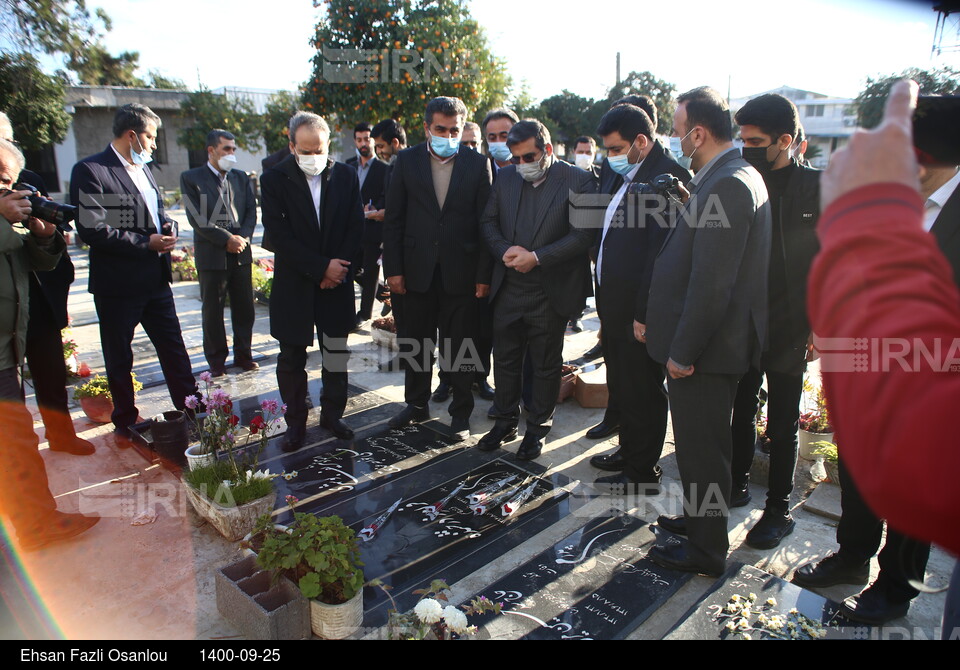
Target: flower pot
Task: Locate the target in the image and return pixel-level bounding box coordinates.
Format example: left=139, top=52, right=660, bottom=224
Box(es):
left=823, top=458, right=841, bottom=486
left=371, top=326, right=398, bottom=351
left=79, top=394, right=114, bottom=423
left=310, top=589, right=363, bottom=639
left=241, top=524, right=289, bottom=559
left=183, top=485, right=277, bottom=542
left=152, top=411, right=189, bottom=466
left=798, top=429, right=834, bottom=461
left=185, top=444, right=215, bottom=471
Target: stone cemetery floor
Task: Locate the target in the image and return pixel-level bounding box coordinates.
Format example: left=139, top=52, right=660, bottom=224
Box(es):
left=0, top=216, right=952, bottom=640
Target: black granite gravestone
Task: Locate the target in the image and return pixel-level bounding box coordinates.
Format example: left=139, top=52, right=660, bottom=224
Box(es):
left=663, top=563, right=860, bottom=640
left=462, top=513, right=693, bottom=639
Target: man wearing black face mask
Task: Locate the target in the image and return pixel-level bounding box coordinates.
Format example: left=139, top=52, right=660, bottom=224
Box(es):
left=727, top=94, right=820, bottom=548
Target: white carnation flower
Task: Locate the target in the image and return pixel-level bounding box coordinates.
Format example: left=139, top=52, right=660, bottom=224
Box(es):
left=443, top=606, right=469, bottom=634
left=414, top=598, right=443, bottom=624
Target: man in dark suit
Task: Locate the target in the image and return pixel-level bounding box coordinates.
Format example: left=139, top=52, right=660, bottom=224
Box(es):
left=260, top=112, right=363, bottom=452
left=793, top=159, right=958, bottom=624
left=180, top=129, right=258, bottom=377
left=645, top=87, right=771, bottom=576
left=345, top=122, right=389, bottom=324
left=478, top=119, right=595, bottom=460
left=0, top=113, right=94, bottom=455
left=587, top=94, right=668, bottom=435
left=382, top=97, right=493, bottom=441
left=591, top=104, right=692, bottom=489
left=71, top=103, right=198, bottom=441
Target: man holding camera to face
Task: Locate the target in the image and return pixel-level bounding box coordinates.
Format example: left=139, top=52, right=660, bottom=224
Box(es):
left=0, top=137, right=100, bottom=550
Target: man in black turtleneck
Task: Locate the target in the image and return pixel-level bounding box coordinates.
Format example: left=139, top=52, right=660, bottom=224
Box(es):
left=731, top=95, right=820, bottom=547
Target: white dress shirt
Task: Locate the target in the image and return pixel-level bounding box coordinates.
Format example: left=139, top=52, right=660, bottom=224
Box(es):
left=110, top=143, right=160, bottom=233
left=924, top=169, right=960, bottom=232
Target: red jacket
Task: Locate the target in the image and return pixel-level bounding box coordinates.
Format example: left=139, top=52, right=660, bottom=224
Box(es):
left=808, top=183, right=960, bottom=556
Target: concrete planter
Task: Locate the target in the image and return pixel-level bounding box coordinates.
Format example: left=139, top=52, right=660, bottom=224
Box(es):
left=310, top=589, right=363, bottom=639
left=798, top=429, right=834, bottom=461
left=184, top=485, right=276, bottom=542
left=216, top=555, right=311, bottom=640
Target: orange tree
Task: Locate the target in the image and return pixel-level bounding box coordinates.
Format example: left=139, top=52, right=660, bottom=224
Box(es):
left=303, top=0, right=510, bottom=141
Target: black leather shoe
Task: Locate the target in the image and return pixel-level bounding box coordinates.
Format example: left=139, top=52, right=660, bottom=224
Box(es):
left=486, top=405, right=498, bottom=420
left=475, top=379, right=495, bottom=401
left=840, top=585, right=911, bottom=625
left=209, top=366, right=227, bottom=378
left=19, top=512, right=100, bottom=551
left=594, top=467, right=662, bottom=495
left=731, top=484, right=752, bottom=508
left=745, top=509, right=796, bottom=549
left=582, top=342, right=603, bottom=361
left=589, top=449, right=625, bottom=471
left=431, top=381, right=451, bottom=403
left=49, top=436, right=96, bottom=455
left=320, top=415, right=354, bottom=441
left=477, top=424, right=518, bottom=452
left=792, top=553, right=870, bottom=589
left=516, top=433, right=543, bottom=461
left=236, top=360, right=260, bottom=372
left=281, top=432, right=304, bottom=453
left=656, top=514, right=688, bottom=536
left=586, top=421, right=620, bottom=440
left=388, top=405, right=429, bottom=429
left=647, top=543, right=724, bottom=577
left=451, top=416, right=470, bottom=442
left=568, top=319, right=583, bottom=333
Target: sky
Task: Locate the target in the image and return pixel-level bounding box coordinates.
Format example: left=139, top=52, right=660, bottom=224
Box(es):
left=39, top=0, right=959, bottom=102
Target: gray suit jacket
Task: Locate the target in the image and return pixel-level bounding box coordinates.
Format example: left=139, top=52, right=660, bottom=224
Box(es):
left=646, top=148, right=771, bottom=374
left=180, top=165, right=257, bottom=271
left=481, top=159, right=596, bottom=319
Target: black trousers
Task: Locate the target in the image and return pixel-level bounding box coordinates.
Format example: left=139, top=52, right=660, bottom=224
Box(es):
left=401, top=267, right=477, bottom=419
left=731, top=366, right=803, bottom=510
left=438, top=294, right=492, bottom=384
left=491, top=282, right=567, bottom=437
left=198, top=262, right=255, bottom=370
left=837, top=457, right=930, bottom=603
left=25, top=285, right=76, bottom=445
left=668, top=371, right=740, bottom=569
left=276, top=335, right=348, bottom=438
left=602, top=326, right=667, bottom=480
left=0, top=367, right=57, bottom=537
left=94, top=286, right=197, bottom=431
left=357, top=238, right=382, bottom=321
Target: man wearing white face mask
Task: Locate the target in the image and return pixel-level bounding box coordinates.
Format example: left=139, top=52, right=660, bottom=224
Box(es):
left=478, top=119, right=595, bottom=460
left=260, top=112, right=364, bottom=452
left=180, top=129, right=258, bottom=377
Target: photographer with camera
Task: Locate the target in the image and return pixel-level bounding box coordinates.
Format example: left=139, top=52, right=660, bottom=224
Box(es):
left=0, top=113, right=93, bottom=456
left=0, top=137, right=100, bottom=550
left=590, top=104, right=692, bottom=492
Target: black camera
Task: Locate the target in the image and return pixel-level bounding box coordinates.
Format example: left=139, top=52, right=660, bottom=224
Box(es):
left=5, top=182, right=78, bottom=227
left=629, top=173, right=682, bottom=199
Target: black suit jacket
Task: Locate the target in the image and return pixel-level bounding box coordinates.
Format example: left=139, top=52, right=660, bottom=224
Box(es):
left=260, top=155, right=364, bottom=344
left=595, top=141, right=693, bottom=334
left=180, top=165, right=257, bottom=271
left=382, top=144, right=493, bottom=294
left=20, top=169, right=74, bottom=329
left=481, top=160, right=596, bottom=319
left=931, top=179, right=960, bottom=286
left=346, top=155, right=389, bottom=248
left=646, top=148, right=771, bottom=373
left=70, top=145, right=175, bottom=296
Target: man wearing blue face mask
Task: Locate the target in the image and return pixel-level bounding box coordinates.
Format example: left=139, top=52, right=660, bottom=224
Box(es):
left=590, top=104, right=691, bottom=490
left=71, top=103, right=200, bottom=445
left=382, top=97, right=493, bottom=442
left=482, top=108, right=520, bottom=178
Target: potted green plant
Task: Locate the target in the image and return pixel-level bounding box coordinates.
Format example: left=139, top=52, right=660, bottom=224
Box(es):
left=73, top=373, right=142, bottom=423
left=180, top=378, right=289, bottom=540
left=253, top=496, right=365, bottom=639
left=252, top=260, right=273, bottom=305
left=171, top=247, right=198, bottom=282
left=811, top=440, right=840, bottom=486
left=798, top=377, right=833, bottom=460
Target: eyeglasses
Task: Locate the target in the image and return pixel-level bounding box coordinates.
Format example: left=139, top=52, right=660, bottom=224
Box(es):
left=509, top=150, right=543, bottom=165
